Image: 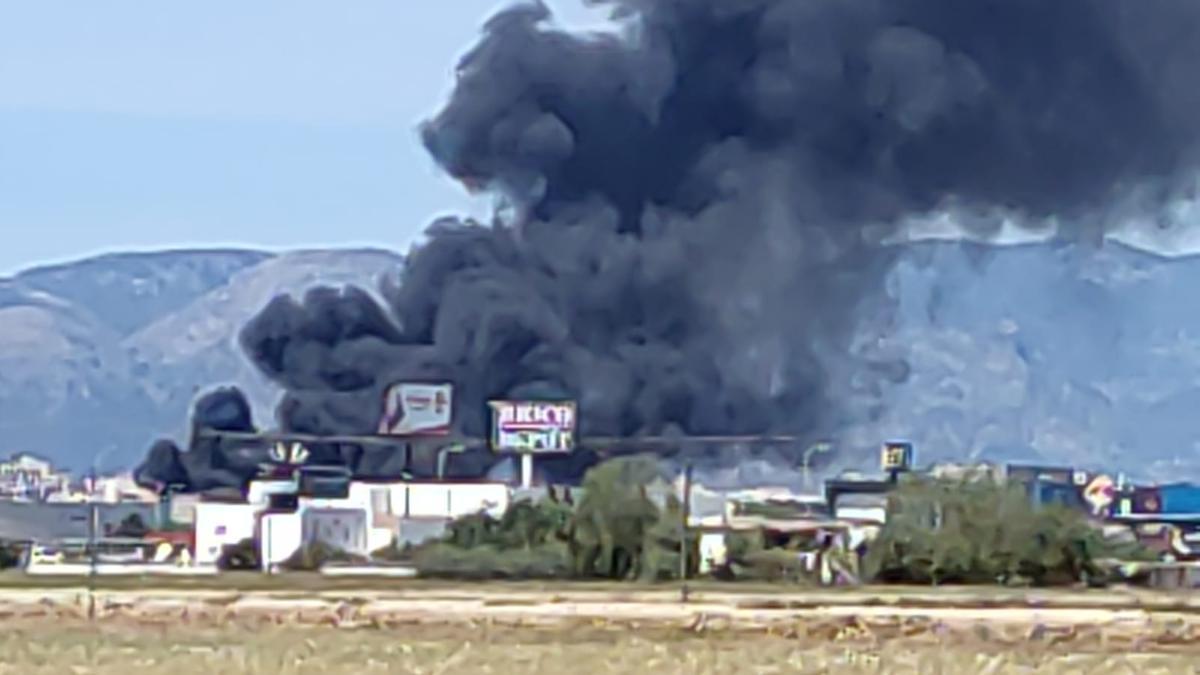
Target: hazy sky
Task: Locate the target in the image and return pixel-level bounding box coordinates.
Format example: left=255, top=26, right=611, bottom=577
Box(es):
left=0, top=1, right=608, bottom=275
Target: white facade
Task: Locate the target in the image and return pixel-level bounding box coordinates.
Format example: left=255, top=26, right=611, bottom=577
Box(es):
left=247, top=479, right=299, bottom=506
left=0, top=454, right=70, bottom=501
left=170, top=493, right=201, bottom=525
left=194, top=502, right=263, bottom=566
left=834, top=505, right=886, bottom=523
left=406, top=482, right=509, bottom=520
left=303, top=508, right=369, bottom=557
left=833, top=492, right=888, bottom=525
left=95, top=473, right=158, bottom=504
left=204, top=481, right=513, bottom=570
left=305, top=481, right=509, bottom=554
left=0, top=454, right=53, bottom=477
left=698, top=532, right=727, bottom=574
left=260, top=512, right=303, bottom=569
left=303, top=482, right=391, bottom=553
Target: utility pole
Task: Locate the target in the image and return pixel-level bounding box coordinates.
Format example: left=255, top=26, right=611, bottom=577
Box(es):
left=87, top=466, right=97, bottom=621
left=802, top=442, right=833, bottom=491
left=679, top=463, right=693, bottom=603
left=436, top=444, right=466, bottom=481
left=264, top=516, right=272, bottom=575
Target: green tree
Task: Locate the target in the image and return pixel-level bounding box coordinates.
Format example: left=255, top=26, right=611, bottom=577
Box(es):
left=497, top=498, right=573, bottom=550
left=865, top=476, right=1150, bottom=586
left=638, top=494, right=700, bottom=582
left=444, top=511, right=501, bottom=549
left=569, top=455, right=662, bottom=579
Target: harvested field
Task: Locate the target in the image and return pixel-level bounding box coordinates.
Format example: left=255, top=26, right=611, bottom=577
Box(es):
left=0, top=618, right=1197, bottom=674
left=2, top=586, right=1200, bottom=672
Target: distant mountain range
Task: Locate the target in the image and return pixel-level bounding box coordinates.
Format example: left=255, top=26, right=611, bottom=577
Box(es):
left=2, top=240, right=1199, bottom=482
left=0, top=248, right=402, bottom=472
left=841, top=240, right=1200, bottom=484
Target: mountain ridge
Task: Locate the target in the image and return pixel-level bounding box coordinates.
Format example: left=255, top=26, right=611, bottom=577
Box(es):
left=2, top=239, right=1199, bottom=482
left=0, top=247, right=403, bottom=471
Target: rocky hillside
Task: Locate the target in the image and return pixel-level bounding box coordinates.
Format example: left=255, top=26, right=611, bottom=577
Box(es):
left=0, top=249, right=403, bottom=471
left=847, top=240, right=1200, bottom=483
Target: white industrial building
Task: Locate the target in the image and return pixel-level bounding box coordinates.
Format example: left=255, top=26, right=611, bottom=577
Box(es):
left=194, top=501, right=263, bottom=566
left=192, top=479, right=510, bottom=570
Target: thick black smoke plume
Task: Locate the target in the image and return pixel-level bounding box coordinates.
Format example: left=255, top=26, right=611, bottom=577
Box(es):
left=135, top=387, right=263, bottom=492
left=140, top=0, right=1200, bottom=491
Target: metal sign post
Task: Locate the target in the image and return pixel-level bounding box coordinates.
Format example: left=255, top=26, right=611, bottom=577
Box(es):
left=264, top=516, right=272, bottom=575
left=521, top=453, right=534, bottom=490
left=680, top=464, right=693, bottom=603
left=87, top=469, right=97, bottom=621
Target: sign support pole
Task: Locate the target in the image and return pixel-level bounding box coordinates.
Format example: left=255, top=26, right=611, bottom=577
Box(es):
left=679, top=463, right=692, bottom=603
left=521, top=453, right=533, bottom=490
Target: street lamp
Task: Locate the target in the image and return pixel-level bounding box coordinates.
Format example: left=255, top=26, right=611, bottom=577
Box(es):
left=436, top=444, right=466, bottom=481
left=802, top=442, right=834, bottom=491
left=87, top=446, right=114, bottom=621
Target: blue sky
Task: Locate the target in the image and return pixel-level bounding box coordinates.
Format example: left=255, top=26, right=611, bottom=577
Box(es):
left=0, top=1, right=608, bottom=275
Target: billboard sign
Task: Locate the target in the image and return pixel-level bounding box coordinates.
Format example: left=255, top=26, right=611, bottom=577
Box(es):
left=489, top=400, right=576, bottom=453
left=379, top=383, right=453, bottom=436
left=269, top=442, right=310, bottom=466
left=881, top=441, right=914, bottom=472
left=1083, top=474, right=1115, bottom=516
left=258, top=442, right=311, bottom=479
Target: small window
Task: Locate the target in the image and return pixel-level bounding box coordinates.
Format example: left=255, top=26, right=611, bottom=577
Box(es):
left=215, top=525, right=227, bottom=535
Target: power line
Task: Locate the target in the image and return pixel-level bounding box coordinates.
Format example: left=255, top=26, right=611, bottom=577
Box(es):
left=195, top=429, right=807, bottom=448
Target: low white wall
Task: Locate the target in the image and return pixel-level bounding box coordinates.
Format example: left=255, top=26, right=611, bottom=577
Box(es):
left=260, top=512, right=303, bottom=569
left=399, top=483, right=509, bottom=520
left=834, top=506, right=887, bottom=524
left=194, top=503, right=262, bottom=566
left=25, top=563, right=218, bottom=576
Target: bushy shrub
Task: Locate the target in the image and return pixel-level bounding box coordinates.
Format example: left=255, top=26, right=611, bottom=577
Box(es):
left=713, top=530, right=820, bottom=583
left=638, top=494, right=700, bottom=582
left=280, top=541, right=365, bottom=572
left=735, top=549, right=813, bottom=583
left=371, top=540, right=412, bottom=562
left=216, top=538, right=259, bottom=571
left=412, top=542, right=571, bottom=580
left=865, top=476, right=1152, bottom=587
left=413, top=456, right=693, bottom=581
left=445, top=512, right=501, bottom=549
left=0, top=540, right=24, bottom=569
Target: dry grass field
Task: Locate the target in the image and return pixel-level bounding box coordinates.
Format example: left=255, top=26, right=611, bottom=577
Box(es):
left=0, top=619, right=1197, bottom=675
left=3, top=581, right=1200, bottom=673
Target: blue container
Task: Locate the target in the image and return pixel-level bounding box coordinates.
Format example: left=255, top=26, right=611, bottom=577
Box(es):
left=1158, top=484, right=1200, bottom=514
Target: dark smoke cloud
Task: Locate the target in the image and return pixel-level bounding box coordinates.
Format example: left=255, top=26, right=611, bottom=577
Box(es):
left=136, top=388, right=264, bottom=492
left=142, top=0, right=1200, bottom=490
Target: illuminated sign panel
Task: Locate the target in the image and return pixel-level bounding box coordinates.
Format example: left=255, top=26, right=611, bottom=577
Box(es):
left=489, top=401, right=576, bottom=453
left=881, top=441, right=914, bottom=472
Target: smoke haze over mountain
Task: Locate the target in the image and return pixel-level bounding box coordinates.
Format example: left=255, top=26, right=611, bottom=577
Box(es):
left=148, top=0, right=1200, bottom=490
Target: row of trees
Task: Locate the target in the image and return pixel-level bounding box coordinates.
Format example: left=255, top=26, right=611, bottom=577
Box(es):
left=413, top=458, right=1152, bottom=587
left=865, top=477, right=1153, bottom=586
left=409, top=456, right=699, bottom=581
left=214, top=455, right=1154, bottom=586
